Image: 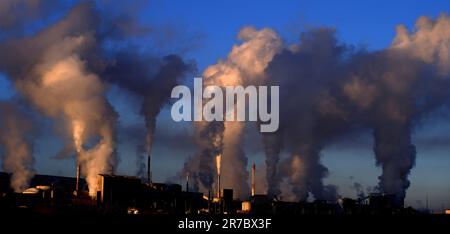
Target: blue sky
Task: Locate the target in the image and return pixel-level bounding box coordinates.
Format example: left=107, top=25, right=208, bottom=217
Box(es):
left=141, top=1, right=450, bottom=210
left=1, top=0, right=450, bottom=209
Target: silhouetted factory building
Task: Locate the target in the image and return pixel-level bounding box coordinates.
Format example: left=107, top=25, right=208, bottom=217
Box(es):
left=95, top=175, right=205, bottom=214
left=0, top=172, right=86, bottom=210
left=96, top=174, right=141, bottom=209
left=0, top=172, right=418, bottom=215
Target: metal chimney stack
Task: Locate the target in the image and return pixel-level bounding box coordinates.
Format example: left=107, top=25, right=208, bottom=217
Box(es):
left=186, top=173, right=189, bottom=192
left=251, top=163, right=255, bottom=197
left=217, top=173, right=221, bottom=198
left=216, top=154, right=221, bottom=199
left=75, top=162, right=80, bottom=196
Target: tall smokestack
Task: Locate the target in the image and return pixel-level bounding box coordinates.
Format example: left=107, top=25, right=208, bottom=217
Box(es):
left=186, top=173, right=189, bottom=192
left=182, top=27, right=282, bottom=199
left=147, top=154, right=152, bottom=184
left=251, top=163, right=255, bottom=197
left=218, top=174, right=221, bottom=199
left=75, top=162, right=80, bottom=195
left=216, top=154, right=221, bottom=198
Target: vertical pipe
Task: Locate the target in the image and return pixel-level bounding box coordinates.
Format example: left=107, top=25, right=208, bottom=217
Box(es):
left=216, top=154, right=221, bottom=199
left=186, top=173, right=189, bottom=192
left=251, top=163, right=255, bottom=197
left=218, top=174, right=221, bottom=199
left=75, top=162, right=80, bottom=196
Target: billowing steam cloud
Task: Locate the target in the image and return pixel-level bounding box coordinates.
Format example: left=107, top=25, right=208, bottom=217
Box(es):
left=261, top=132, right=283, bottom=197
left=182, top=120, right=224, bottom=192
left=0, top=1, right=194, bottom=195
left=0, top=100, right=35, bottom=192
left=0, top=3, right=118, bottom=196
left=104, top=51, right=193, bottom=178
left=262, top=15, right=450, bottom=202
left=364, top=14, right=450, bottom=205
left=0, top=0, right=65, bottom=36
left=184, top=14, right=450, bottom=203
left=183, top=27, right=282, bottom=198
left=1, top=0, right=450, bottom=205
left=263, top=28, right=353, bottom=201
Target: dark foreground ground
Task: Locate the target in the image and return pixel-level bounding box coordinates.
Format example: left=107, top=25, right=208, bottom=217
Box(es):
left=1, top=211, right=449, bottom=233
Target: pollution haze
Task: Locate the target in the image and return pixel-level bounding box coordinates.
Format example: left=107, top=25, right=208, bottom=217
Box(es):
left=0, top=0, right=450, bottom=212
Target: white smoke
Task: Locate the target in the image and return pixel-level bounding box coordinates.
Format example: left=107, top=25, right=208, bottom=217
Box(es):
left=0, top=100, right=35, bottom=192
left=0, top=4, right=118, bottom=197
left=184, top=27, right=282, bottom=198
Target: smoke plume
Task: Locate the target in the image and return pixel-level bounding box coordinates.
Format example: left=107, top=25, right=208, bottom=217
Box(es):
left=183, top=27, right=282, bottom=198
left=0, top=100, right=35, bottom=192
left=184, top=14, right=450, bottom=203
left=261, top=15, right=450, bottom=202
left=0, top=0, right=66, bottom=37
left=2, top=1, right=450, bottom=205
left=104, top=51, right=193, bottom=178
left=0, top=3, right=118, bottom=196
left=0, top=1, right=193, bottom=195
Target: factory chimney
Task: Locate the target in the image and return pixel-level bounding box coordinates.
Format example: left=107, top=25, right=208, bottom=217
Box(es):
left=251, top=163, right=255, bottom=197
left=186, top=173, right=189, bottom=192
left=216, top=154, right=221, bottom=198
left=217, top=174, right=221, bottom=199
left=147, top=154, right=152, bottom=185
left=75, top=162, right=80, bottom=196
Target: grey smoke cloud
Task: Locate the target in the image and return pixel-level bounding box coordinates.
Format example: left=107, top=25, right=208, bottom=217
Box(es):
left=182, top=27, right=282, bottom=198
left=0, top=100, right=35, bottom=192
left=0, top=1, right=196, bottom=196
left=0, top=0, right=196, bottom=194
left=260, top=15, right=450, bottom=203
left=0, top=0, right=68, bottom=38
left=104, top=49, right=194, bottom=178
left=1, top=1, right=450, bottom=205
left=183, top=14, right=450, bottom=203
